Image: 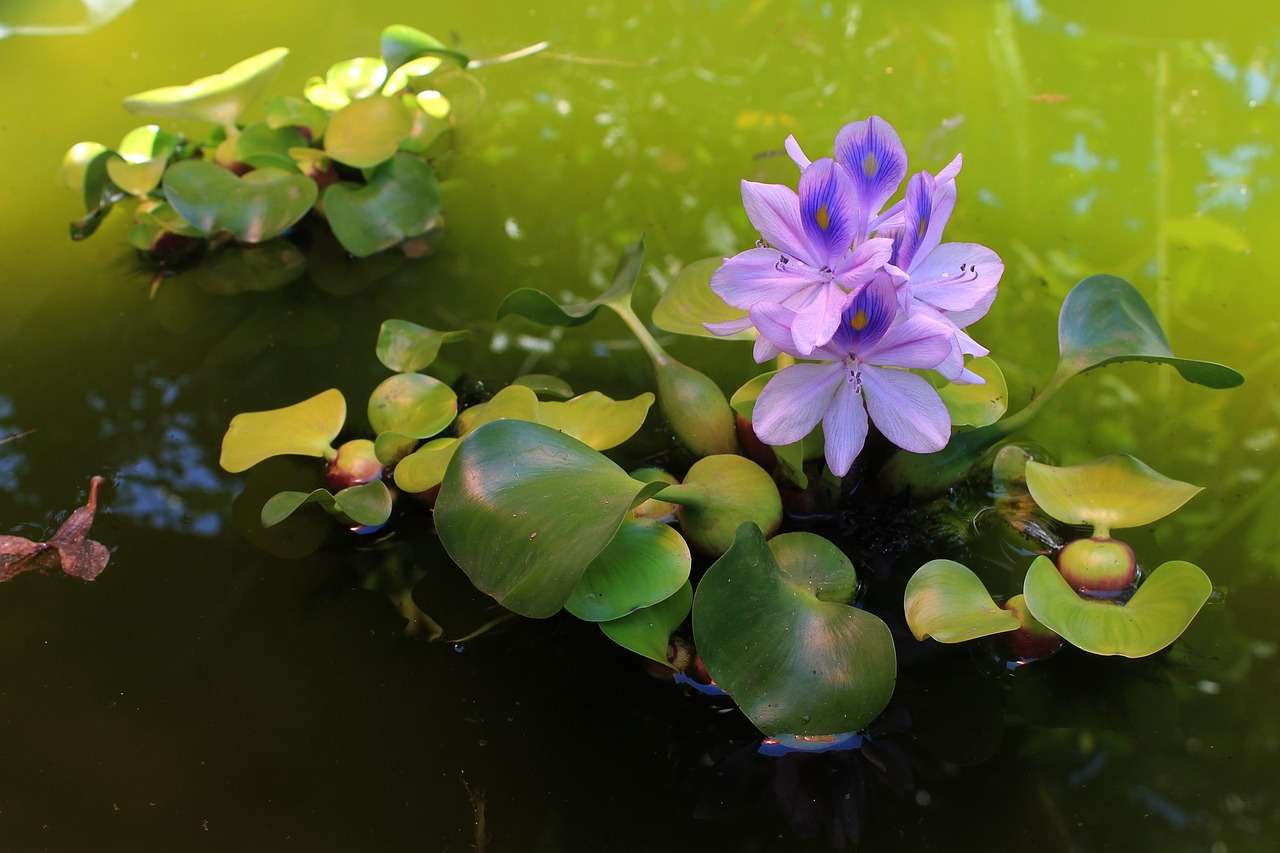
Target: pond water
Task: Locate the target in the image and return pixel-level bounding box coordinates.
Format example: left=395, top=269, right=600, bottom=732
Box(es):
left=3, top=1, right=1279, bottom=850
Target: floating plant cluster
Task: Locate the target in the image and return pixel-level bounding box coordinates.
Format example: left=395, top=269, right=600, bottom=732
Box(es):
left=61, top=25, right=475, bottom=289
left=210, top=114, right=1244, bottom=749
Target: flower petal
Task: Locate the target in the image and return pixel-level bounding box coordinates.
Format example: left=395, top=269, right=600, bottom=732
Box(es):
left=821, top=371, right=869, bottom=476
left=832, top=236, right=893, bottom=289
left=864, top=313, right=954, bottom=370
left=741, top=180, right=813, bottom=263
left=896, top=171, right=957, bottom=273
left=834, top=116, right=908, bottom=232
left=753, top=362, right=845, bottom=446
left=784, top=135, right=811, bottom=170
left=703, top=315, right=757, bottom=336
left=790, top=279, right=849, bottom=356
left=860, top=366, right=951, bottom=453
left=749, top=301, right=809, bottom=360
left=711, top=247, right=821, bottom=310
left=909, top=242, right=1003, bottom=314
left=798, top=159, right=860, bottom=268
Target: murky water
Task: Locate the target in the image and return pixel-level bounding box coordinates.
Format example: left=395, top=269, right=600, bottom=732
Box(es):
left=2, top=1, right=1279, bottom=850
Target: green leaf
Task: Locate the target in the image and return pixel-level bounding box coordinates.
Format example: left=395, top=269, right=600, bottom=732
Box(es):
left=333, top=479, right=393, bottom=527
left=232, top=121, right=308, bottom=172
left=220, top=388, right=345, bottom=473
left=434, top=420, right=668, bottom=618
left=661, top=455, right=782, bottom=557
left=381, top=24, right=469, bottom=76
left=367, top=373, right=457, bottom=438
left=322, top=153, right=441, bottom=257
left=938, top=357, right=1008, bottom=427
left=106, top=125, right=178, bottom=197
left=162, top=160, right=317, bottom=243
left=693, top=526, right=896, bottom=736
left=565, top=518, right=691, bottom=621
left=1025, top=454, right=1203, bottom=533
left=497, top=238, right=646, bottom=327
left=652, top=257, right=753, bottom=340
left=261, top=488, right=336, bottom=527
left=454, top=385, right=540, bottom=436
left=1023, top=556, right=1212, bottom=658
left=1058, top=274, right=1243, bottom=388
left=61, top=142, right=108, bottom=193
left=512, top=374, right=575, bottom=400
left=122, top=47, right=289, bottom=128
left=373, top=432, right=420, bottom=467
left=536, top=391, right=654, bottom=451
left=376, top=319, right=468, bottom=372
left=600, top=581, right=693, bottom=667
left=391, top=436, right=457, bottom=494
left=903, top=560, right=1020, bottom=643
left=325, top=57, right=388, bottom=101
left=322, top=95, right=413, bottom=168
left=263, top=95, right=329, bottom=138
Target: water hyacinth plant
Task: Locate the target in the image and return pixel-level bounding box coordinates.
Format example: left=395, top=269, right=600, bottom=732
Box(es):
left=213, top=112, right=1243, bottom=752
left=61, top=25, right=493, bottom=289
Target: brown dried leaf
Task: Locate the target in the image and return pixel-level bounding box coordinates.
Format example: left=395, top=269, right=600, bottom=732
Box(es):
left=0, top=477, right=110, bottom=583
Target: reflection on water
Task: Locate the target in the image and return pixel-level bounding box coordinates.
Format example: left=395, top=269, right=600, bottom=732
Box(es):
left=0, top=0, right=134, bottom=39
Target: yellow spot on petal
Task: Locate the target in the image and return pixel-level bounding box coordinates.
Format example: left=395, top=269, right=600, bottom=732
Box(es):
left=849, top=309, right=869, bottom=331
left=862, top=151, right=879, bottom=179
left=815, top=204, right=830, bottom=231
left=917, top=215, right=928, bottom=241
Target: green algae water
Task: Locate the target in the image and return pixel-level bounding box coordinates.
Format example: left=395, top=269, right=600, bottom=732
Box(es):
left=3, top=1, right=1279, bottom=849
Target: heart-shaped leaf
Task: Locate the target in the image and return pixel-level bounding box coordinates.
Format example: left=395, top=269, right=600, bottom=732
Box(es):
left=652, top=257, right=754, bottom=340
left=233, top=121, right=308, bottom=172
left=904, top=560, right=1020, bottom=643
left=661, top=455, right=782, bottom=557
left=367, top=373, right=457, bottom=438
left=220, top=388, right=345, bottom=473
left=693, top=525, right=896, bottom=736
left=122, top=47, right=289, bottom=128
left=1058, top=274, right=1243, bottom=388
left=323, top=95, right=413, bottom=168
left=61, top=142, right=109, bottom=193
left=599, top=581, right=693, bottom=667
left=163, top=160, right=317, bottom=243
left=1023, top=555, right=1212, bottom=657
left=434, top=420, right=668, bottom=618
left=106, top=125, right=178, bottom=197
left=565, top=518, right=691, bottom=622
left=938, top=356, right=1008, bottom=427
left=1025, top=454, right=1203, bottom=533
left=391, top=437, right=457, bottom=493
left=322, top=153, right=441, bottom=257
left=376, top=319, right=469, bottom=372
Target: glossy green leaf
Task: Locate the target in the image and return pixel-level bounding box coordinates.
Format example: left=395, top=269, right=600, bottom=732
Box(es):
left=694, top=526, right=896, bottom=736
left=325, top=57, right=387, bottom=100
left=599, top=581, right=693, bottom=667
left=322, top=96, right=412, bottom=168
left=652, top=257, right=753, bottom=340
left=380, top=24, right=468, bottom=75
left=376, top=319, right=468, bottom=372
left=262, top=479, right=391, bottom=528
left=565, top=518, right=691, bottom=621
left=232, top=121, right=307, bottom=172
left=162, top=160, right=317, bottom=243
left=454, top=385, right=541, bottom=436
left=1025, top=454, right=1203, bottom=533
left=61, top=142, right=108, bottom=193
left=106, top=125, right=178, bottom=197
left=367, top=373, right=457, bottom=438
left=398, top=92, right=452, bottom=153
left=262, top=488, right=336, bottom=527
left=536, top=392, right=655, bottom=450
left=322, top=153, right=441, bottom=257
left=373, top=432, right=420, bottom=467
left=220, top=388, right=345, bottom=473
left=904, top=560, right=1020, bottom=643
left=434, top=420, right=668, bottom=618
left=391, top=436, right=457, bottom=493
left=1023, top=556, right=1213, bottom=658
left=938, top=357, right=1008, bottom=427
left=122, top=47, right=289, bottom=127
left=1058, top=274, right=1243, bottom=388
left=263, top=95, right=329, bottom=138
left=661, top=455, right=782, bottom=557
left=497, top=238, right=646, bottom=327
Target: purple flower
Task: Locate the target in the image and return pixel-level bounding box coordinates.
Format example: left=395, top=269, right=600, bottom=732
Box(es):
left=708, top=158, right=892, bottom=357
left=749, top=277, right=955, bottom=476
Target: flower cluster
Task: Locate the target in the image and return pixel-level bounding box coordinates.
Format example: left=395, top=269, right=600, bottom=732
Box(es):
left=707, top=116, right=1003, bottom=476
